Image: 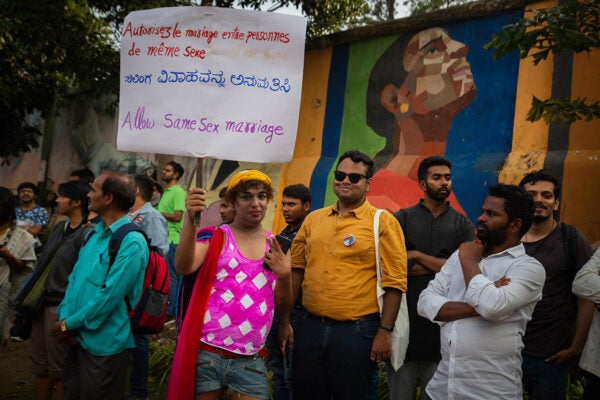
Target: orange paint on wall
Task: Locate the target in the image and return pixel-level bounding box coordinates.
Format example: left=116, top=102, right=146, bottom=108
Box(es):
left=273, top=47, right=332, bottom=232
left=562, top=48, right=600, bottom=242
left=498, top=0, right=556, bottom=184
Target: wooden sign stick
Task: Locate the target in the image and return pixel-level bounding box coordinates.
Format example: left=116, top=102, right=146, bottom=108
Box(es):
left=194, top=158, right=204, bottom=227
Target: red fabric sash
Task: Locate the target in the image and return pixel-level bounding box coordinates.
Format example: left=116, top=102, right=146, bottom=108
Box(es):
left=166, top=228, right=224, bottom=400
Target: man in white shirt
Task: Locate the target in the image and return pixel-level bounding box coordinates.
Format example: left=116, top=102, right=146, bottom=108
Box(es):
left=418, top=183, right=546, bottom=399
left=572, top=247, right=600, bottom=399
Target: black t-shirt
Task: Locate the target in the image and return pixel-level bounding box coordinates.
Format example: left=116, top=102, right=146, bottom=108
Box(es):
left=395, top=201, right=475, bottom=361
left=522, top=222, right=592, bottom=358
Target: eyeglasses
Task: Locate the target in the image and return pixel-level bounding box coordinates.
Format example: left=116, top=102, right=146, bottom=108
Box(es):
left=333, top=171, right=367, bottom=184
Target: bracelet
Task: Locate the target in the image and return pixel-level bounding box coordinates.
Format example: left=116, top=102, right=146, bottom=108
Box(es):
left=60, top=320, right=68, bottom=332
left=379, top=322, right=394, bottom=332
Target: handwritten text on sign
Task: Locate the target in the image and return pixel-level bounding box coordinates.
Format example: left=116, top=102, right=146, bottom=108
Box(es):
left=117, top=7, right=306, bottom=163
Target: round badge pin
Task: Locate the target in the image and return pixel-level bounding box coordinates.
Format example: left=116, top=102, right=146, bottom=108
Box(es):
left=343, top=234, right=356, bottom=246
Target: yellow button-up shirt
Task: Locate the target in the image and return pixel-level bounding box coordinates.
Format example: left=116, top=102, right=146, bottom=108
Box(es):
left=291, top=200, right=407, bottom=321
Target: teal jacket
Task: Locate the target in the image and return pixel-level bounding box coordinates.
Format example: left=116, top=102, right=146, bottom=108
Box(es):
left=58, top=215, right=148, bottom=356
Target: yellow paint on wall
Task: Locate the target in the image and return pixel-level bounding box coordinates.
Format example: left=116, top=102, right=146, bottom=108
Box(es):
left=562, top=48, right=600, bottom=242
left=498, top=0, right=557, bottom=184
left=272, top=47, right=332, bottom=232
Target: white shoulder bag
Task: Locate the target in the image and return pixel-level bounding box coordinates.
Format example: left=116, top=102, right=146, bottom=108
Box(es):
left=374, top=209, right=409, bottom=371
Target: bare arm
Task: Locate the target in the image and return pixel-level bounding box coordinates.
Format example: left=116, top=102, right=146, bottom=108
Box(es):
left=546, top=299, right=595, bottom=366
left=408, top=250, right=446, bottom=274
left=0, top=247, right=26, bottom=271
left=175, top=188, right=208, bottom=275
left=371, top=288, right=402, bottom=362
left=410, top=263, right=437, bottom=276
left=26, top=224, right=44, bottom=237
left=161, top=210, right=183, bottom=222
left=278, top=268, right=304, bottom=356
left=264, top=236, right=293, bottom=319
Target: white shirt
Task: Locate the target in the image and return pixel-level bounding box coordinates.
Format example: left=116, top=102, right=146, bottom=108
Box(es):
left=417, top=243, right=545, bottom=400
left=572, top=248, right=600, bottom=377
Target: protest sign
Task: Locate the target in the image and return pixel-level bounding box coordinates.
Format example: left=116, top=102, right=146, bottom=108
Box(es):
left=117, top=7, right=306, bottom=163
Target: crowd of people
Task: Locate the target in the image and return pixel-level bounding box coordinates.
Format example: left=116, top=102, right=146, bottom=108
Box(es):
left=0, top=151, right=598, bottom=400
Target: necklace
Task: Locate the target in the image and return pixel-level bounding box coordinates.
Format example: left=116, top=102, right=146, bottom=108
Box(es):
left=525, top=219, right=557, bottom=243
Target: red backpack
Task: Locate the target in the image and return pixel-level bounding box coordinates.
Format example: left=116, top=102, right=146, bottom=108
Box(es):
left=104, top=223, right=170, bottom=334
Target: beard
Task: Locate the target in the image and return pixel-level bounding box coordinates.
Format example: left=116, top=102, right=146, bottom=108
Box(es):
left=477, top=224, right=509, bottom=247
left=532, top=212, right=553, bottom=224
left=425, top=185, right=450, bottom=202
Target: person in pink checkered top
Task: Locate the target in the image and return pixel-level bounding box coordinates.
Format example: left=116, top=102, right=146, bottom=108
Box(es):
left=168, top=170, right=293, bottom=400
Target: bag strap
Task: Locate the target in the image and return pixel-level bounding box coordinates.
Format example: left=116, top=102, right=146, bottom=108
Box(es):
left=108, top=223, right=150, bottom=268
left=104, top=223, right=150, bottom=310
left=374, top=209, right=384, bottom=284
left=561, top=222, right=578, bottom=272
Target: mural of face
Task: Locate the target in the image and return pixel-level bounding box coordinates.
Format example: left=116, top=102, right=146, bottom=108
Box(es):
left=403, top=27, right=475, bottom=113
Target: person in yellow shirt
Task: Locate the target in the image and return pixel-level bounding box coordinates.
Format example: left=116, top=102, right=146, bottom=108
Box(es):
left=286, top=150, right=407, bottom=400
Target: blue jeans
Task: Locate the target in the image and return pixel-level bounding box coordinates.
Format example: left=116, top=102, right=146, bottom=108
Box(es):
left=522, top=354, right=570, bottom=400
left=166, top=243, right=179, bottom=318
left=195, top=350, right=270, bottom=399
left=293, top=313, right=379, bottom=400
left=130, top=333, right=149, bottom=398
left=266, top=308, right=306, bottom=400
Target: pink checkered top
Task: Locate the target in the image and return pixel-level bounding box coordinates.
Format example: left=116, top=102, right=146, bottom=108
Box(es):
left=200, top=224, right=276, bottom=355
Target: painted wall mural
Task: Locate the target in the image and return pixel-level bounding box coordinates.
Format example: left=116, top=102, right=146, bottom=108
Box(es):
left=1, top=1, right=598, bottom=243
left=298, top=13, right=521, bottom=225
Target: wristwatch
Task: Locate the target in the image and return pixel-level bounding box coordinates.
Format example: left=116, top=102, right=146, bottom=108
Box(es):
left=379, top=322, right=394, bottom=332
left=60, top=320, right=68, bottom=333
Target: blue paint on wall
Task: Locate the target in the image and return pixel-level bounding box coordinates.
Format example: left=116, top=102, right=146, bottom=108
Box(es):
left=444, top=12, right=522, bottom=223
left=310, top=44, right=350, bottom=208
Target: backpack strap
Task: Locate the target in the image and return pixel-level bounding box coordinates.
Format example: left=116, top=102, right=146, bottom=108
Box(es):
left=108, top=223, right=150, bottom=267
left=103, top=223, right=150, bottom=313
left=561, top=222, right=578, bottom=272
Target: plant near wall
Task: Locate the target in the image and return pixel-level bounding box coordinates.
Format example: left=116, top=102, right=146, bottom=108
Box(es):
left=484, top=0, right=600, bottom=124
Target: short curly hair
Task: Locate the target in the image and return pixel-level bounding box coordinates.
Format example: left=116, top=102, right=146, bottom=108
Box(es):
left=488, top=183, right=534, bottom=236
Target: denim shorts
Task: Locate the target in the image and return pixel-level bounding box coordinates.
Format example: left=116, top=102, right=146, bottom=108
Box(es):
left=195, top=349, right=269, bottom=399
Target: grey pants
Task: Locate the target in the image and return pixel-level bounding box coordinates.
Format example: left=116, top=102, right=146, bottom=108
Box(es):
left=63, top=345, right=130, bottom=400
left=385, top=360, right=438, bottom=400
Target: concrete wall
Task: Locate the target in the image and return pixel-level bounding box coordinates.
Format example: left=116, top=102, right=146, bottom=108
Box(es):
left=1, top=0, right=598, bottom=242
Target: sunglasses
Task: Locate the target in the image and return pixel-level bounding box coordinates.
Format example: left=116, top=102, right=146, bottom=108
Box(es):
left=333, top=171, right=367, bottom=184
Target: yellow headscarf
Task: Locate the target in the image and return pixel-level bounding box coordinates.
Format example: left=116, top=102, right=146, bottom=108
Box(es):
left=227, top=170, right=272, bottom=191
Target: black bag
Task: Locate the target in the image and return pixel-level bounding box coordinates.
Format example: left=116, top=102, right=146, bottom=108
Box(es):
left=9, top=313, right=32, bottom=341
left=12, top=222, right=68, bottom=317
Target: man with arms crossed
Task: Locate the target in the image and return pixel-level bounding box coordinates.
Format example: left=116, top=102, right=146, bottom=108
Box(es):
left=289, top=150, right=407, bottom=400
left=15, top=182, right=49, bottom=245
left=387, top=156, right=474, bottom=399
left=519, top=170, right=594, bottom=399
left=418, top=184, right=546, bottom=399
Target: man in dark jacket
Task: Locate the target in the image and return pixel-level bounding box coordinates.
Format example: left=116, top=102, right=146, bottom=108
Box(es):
left=29, top=181, right=92, bottom=400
